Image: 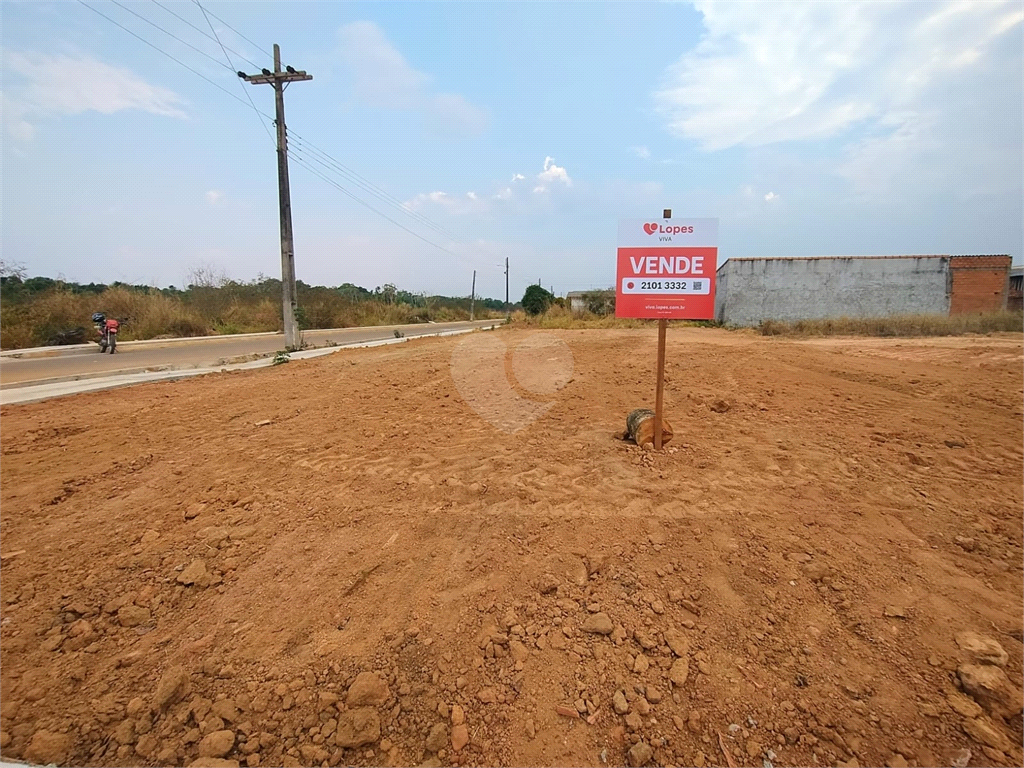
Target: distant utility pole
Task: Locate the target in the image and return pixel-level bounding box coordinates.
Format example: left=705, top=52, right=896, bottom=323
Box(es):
left=239, top=45, right=312, bottom=350
left=470, top=269, right=477, bottom=321
left=504, top=257, right=509, bottom=310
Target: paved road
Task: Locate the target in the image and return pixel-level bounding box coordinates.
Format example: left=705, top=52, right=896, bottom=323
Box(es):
left=0, top=320, right=499, bottom=387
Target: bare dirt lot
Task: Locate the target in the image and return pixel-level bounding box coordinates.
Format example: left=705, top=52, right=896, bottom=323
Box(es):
left=1, top=327, right=1022, bottom=768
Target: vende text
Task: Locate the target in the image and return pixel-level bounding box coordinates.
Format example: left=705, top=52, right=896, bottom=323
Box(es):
left=628, top=255, right=706, bottom=276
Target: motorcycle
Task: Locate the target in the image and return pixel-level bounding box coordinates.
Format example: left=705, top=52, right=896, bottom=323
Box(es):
left=92, top=313, right=120, bottom=354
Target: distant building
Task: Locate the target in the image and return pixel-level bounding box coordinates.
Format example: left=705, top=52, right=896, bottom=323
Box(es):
left=566, top=291, right=588, bottom=312
left=566, top=289, right=614, bottom=314
left=1009, top=266, right=1023, bottom=313
left=715, top=254, right=1012, bottom=327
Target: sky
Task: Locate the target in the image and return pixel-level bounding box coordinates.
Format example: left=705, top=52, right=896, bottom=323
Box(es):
left=2, top=1, right=1022, bottom=302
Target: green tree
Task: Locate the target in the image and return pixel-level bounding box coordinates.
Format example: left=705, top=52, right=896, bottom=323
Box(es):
left=521, top=284, right=555, bottom=315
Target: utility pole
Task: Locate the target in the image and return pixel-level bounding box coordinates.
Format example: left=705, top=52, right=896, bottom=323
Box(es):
left=470, top=269, right=476, bottom=321
left=239, top=45, right=312, bottom=350
left=504, top=257, right=509, bottom=310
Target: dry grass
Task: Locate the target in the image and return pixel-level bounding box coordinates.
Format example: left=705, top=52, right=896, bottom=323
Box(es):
left=0, top=285, right=498, bottom=349
left=0, top=288, right=210, bottom=349
left=757, top=311, right=1023, bottom=337
left=508, top=305, right=717, bottom=330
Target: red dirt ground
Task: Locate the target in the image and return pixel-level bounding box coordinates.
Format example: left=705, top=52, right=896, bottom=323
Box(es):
left=1, top=327, right=1022, bottom=768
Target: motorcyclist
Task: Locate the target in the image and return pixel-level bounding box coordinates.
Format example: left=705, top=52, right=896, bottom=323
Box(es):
left=92, top=312, right=107, bottom=351
left=92, top=312, right=119, bottom=353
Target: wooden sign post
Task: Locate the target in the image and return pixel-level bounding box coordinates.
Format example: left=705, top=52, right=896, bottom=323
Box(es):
left=615, top=210, right=719, bottom=450
left=654, top=209, right=671, bottom=449
left=654, top=317, right=668, bottom=449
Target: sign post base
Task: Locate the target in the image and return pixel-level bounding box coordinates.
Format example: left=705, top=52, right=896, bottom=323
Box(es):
left=654, top=318, right=667, bottom=450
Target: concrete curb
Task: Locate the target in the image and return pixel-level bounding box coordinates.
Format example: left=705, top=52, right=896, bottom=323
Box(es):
left=0, top=320, right=498, bottom=359
left=0, top=365, right=175, bottom=390
left=0, top=331, right=279, bottom=358
left=0, top=323, right=499, bottom=406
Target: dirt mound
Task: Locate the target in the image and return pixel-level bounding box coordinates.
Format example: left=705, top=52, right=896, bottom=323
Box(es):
left=1, top=328, right=1022, bottom=767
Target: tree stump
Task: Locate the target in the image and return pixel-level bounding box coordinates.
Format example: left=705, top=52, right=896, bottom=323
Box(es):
left=625, top=408, right=673, bottom=448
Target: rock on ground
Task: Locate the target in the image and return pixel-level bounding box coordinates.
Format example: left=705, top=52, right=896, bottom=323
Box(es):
left=957, top=664, right=1024, bottom=719
left=669, top=657, right=689, bottom=687
left=177, top=559, right=210, bottom=587
left=582, top=612, right=614, bottom=635
left=24, top=730, right=73, bottom=765
left=627, top=740, right=654, bottom=767
left=962, top=718, right=1012, bottom=752
left=346, top=671, right=390, bottom=707
left=509, top=639, right=529, bottom=662
left=664, top=628, right=689, bottom=657
left=210, top=699, right=238, bottom=722
left=425, top=723, right=448, bottom=752
left=198, top=730, right=235, bottom=758
left=335, top=707, right=380, bottom=748
left=955, top=632, right=1008, bottom=667
left=451, top=723, right=469, bottom=752
left=117, top=604, right=151, bottom=627
left=613, top=690, right=629, bottom=714
left=153, top=666, right=191, bottom=711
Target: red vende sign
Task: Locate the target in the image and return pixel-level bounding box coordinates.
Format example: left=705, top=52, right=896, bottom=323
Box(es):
left=615, top=218, right=718, bottom=319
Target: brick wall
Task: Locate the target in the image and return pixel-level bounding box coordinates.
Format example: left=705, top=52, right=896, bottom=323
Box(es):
left=949, top=255, right=1011, bottom=314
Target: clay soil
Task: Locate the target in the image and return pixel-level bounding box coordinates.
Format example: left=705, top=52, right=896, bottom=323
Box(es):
left=1, top=327, right=1022, bottom=768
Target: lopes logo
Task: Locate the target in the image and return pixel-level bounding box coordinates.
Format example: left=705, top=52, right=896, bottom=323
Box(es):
left=644, top=222, right=694, bottom=235
left=450, top=333, right=574, bottom=433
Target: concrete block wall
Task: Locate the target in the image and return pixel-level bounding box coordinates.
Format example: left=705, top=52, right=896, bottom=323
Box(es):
left=949, top=255, right=1011, bottom=314
left=715, top=256, right=951, bottom=327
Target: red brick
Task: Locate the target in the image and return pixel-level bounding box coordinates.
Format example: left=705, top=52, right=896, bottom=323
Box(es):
left=949, top=255, right=1010, bottom=314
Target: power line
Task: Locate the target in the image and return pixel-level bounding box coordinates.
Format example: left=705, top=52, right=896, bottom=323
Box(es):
left=78, top=0, right=260, bottom=112
left=108, top=0, right=234, bottom=72
left=194, top=4, right=274, bottom=59
left=189, top=8, right=459, bottom=244
left=193, top=0, right=274, bottom=144
left=149, top=0, right=262, bottom=70
left=287, top=134, right=461, bottom=242
left=79, top=0, right=473, bottom=262
left=168, top=3, right=464, bottom=244
left=289, top=134, right=457, bottom=239
left=289, top=148, right=473, bottom=264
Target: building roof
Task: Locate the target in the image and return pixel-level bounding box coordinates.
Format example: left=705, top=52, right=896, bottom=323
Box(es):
left=718, top=254, right=1011, bottom=275
left=723, top=254, right=1008, bottom=263
left=724, top=254, right=949, bottom=263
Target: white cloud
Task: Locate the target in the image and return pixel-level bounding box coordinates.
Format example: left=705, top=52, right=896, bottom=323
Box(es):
left=655, top=1, right=1022, bottom=151
left=764, top=191, right=778, bottom=202
left=337, top=21, right=486, bottom=134
left=408, top=155, right=574, bottom=210
left=337, top=21, right=428, bottom=108
left=205, top=190, right=224, bottom=205
left=2, top=52, right=187, bottom=139
left=0, top=94, right=34, bottom=140
left=405, top=190, right=486, bottom=215
left=538, top=156, right=572, bottom=186
left=629, top=145, right=651, bottom=159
